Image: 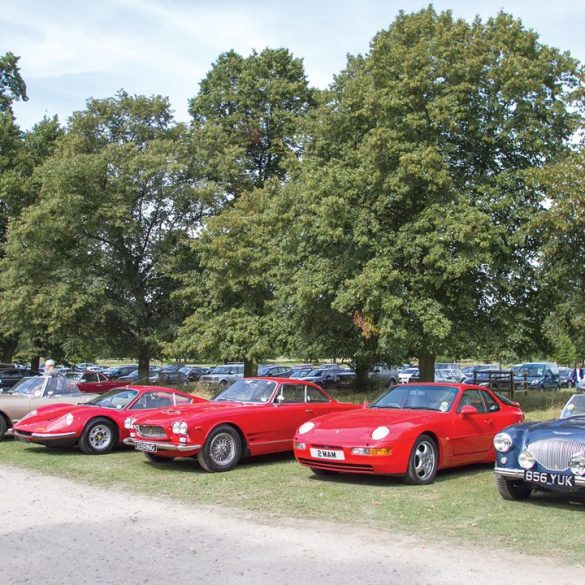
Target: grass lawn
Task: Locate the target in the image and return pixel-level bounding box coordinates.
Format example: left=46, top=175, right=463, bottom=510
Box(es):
left=1, top=388, right=584, bottom=564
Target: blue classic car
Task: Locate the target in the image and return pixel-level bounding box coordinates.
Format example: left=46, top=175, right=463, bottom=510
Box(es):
left=493, top=394, right=585, bottom=500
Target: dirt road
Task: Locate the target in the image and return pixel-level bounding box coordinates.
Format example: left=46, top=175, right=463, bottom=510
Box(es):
left=0, top=465, right=581, bottom=584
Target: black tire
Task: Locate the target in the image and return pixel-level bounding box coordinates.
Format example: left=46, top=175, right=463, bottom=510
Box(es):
left=145, top=452, right=175, bottom=463
left=404, top=434, right=438, bottom=485
left=218, top=380, right=228, bottom=391
left=310, top=467, right=337, bottom=476
left=79, top=418, right=117, bottom=454
left=197, top=424, right=242, bottom=472
left=495, top=475, right=532, bottom=501
left=0, top=415, right=8, bottom=442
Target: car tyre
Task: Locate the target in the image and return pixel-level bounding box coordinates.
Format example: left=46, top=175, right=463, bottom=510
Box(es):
left=197, top=424, right=242, bottom=472
left=145, top=452, right=175, bottom=463
left=495, top=475, right=532, bottom=500
left=0, top=415, right=7, bottom=441
left=404, top=434, right=438, bottom=485
left=79, top=418, right=117, bottom=455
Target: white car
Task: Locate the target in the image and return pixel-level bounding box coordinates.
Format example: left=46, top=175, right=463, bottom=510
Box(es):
left=398, top=368, right=419, bottom=383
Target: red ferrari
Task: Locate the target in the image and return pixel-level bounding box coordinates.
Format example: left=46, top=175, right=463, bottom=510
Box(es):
left=125, top=377, right=359, bottom=471
left=293, top=383, right=524, bottom=484
left=13, top=385, right=205, bottom=454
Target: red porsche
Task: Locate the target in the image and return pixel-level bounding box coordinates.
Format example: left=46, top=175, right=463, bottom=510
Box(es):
left=13, top=385, right=205, bottom=454
left=125, top=377, right=359, bottom=471
left=293, top=383, right=524, bottom=484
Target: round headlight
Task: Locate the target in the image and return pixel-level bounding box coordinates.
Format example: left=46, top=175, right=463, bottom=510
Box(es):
left=493, top=432, right=512, bottom=453
left=371, top=426, right=390, bottom=440
left=570, top=455, right=585, bottom=476
left=298, top=421, right=315, bottom=435
left=172, top=421, right=181, bottom=434
left=179, top=422, right=188, bottom=435
left=518, top=450, right=535, bottom=469
left=64, top=413, right=74, bottom=426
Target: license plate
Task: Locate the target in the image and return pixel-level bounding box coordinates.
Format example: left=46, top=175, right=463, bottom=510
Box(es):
left=135, top=441, right=157, bottom=453
left=524, top=470, right=574, bottom=488
left=310, top=447, right=345, bottom=460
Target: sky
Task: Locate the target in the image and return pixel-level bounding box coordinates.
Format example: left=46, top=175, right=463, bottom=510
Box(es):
left=2, top=0, right=585, bottom=130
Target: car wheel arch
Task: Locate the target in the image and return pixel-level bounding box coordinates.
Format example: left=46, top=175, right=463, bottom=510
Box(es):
left=417, top=430, right=441, bottom=464
left=0, top=411, right=10, bottom=440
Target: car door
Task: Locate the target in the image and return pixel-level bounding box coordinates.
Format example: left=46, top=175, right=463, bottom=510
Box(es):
left=449, top=389, right=496, bottom=464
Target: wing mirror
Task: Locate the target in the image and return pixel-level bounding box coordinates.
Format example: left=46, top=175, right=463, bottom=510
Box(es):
left=275, top=394, right=285, bottom=405
left=460, top=405, right=478, bottom=416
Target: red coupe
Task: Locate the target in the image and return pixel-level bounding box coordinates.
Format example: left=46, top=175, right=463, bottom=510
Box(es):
left=293, top=383, right=524, bottom=484
left=13, top=385, right=205, bottom=454
left=125, top=377, right=359, bottom=471
left=64, top=370, right=124, bottom=394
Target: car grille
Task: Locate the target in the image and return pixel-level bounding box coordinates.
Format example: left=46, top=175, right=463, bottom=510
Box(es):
left=298, top=457, right=375, bottom=473
left=528, top=439, right=585, bottom=471
left=136, top=425, right=166, bottom=439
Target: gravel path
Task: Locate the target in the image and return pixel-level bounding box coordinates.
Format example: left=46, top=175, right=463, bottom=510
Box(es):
left=0, top=464, right=582, bottom=585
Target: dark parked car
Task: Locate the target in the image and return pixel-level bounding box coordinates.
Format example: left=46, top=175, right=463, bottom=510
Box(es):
left=257, top=365, right=293, bottom=378
left=158, top=370, right=189, bottom=386
left=494, top=393, right=585, bottom=500
left=0, top=368, right=39, bottom=393
left=103, top=365, right=139, bottom=380
left=180, top=366, right=210, bottom=382
left=513, top=362, right=560, bottom=391
left=558, top=367, right=573, bottom=388
left=118, top=366, right=162, bottom=383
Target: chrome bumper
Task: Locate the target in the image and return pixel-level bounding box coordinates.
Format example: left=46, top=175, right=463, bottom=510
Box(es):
left=124, top=437, right=201, bottom=452
left=495, top=466, right=585, bottom=487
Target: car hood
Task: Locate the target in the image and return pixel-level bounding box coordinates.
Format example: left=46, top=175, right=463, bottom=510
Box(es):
left=522, top=416, right=585, bottom=441
left=300, top=407, right=443, bottom=442
left=132, top=401, right=262, bottom=425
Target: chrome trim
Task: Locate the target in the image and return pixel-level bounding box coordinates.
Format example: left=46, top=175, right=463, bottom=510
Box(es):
left=528, top=438, right=585, bottom=472
left=251, top=439, right=290, bottom=446
left=494, top=467, right=524, bottom=479
left=31, top=431, right=77, bottom=439
left=124, top=437, right=201, bottom=452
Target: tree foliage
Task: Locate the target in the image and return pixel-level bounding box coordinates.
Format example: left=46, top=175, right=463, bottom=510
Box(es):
left=0, top=52, right=27, bottom=112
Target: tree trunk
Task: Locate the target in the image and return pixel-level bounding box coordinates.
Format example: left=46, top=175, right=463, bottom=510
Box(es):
left=137, top=341, right=150, bottom=383
left=244, top=357, right=258, bottom=378
left=31, top=356, right=40, bottom=372
left=1, top=336, right=18, bottom=363
left=354, top=357, right=373, bottom=391
left=418, top=350, right=435, bottom=382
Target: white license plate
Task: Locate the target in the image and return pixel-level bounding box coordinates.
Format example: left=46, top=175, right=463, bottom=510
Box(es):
left=310, top=447, right=345, bottom=460
left=135, top=440, right=157, bottom=453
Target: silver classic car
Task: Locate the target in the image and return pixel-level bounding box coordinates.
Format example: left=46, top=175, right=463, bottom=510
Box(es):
left=0, top=376, right=97, bottom=441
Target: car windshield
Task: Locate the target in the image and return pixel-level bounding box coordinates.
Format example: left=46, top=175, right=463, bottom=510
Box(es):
left=210, top=366, right=232, bottom=374
left=370, top=384, right=459, bottom=412
left=560, top=395, right=585, bottom=419
left=402, top=368, right=418, bottom=375
left=88, top=388, right=138, bottom=409
left=292, top=369, right=312, bottom=378
left=307, top=370, right=324, bottom=377
left=10, top=376, right=47, bottom=396
left=214, top=379, right=277, bottom=403
left=518, top=365, right=545, bottom=376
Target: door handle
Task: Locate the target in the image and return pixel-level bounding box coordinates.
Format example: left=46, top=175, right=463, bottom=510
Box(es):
left=305, top=409, right=314, bottom=414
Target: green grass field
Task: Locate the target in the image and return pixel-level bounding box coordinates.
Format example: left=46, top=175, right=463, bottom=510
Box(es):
left=1, top=389, right=584, bottom=564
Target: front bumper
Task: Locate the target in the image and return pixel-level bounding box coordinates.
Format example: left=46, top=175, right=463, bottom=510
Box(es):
left=124, top=437, right=201, bottom=452
left=494, top=466, right=585, bottom=487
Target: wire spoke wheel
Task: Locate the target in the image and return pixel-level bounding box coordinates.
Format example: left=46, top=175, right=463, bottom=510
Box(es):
left=209, top=432, right=237, bottom=465
left=197, top=425, right=243, bottom=472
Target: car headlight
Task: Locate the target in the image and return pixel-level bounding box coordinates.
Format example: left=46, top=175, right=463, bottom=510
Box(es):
left=518, top=450, right=535, bottom=469
left=493, top=432, right=512, bottom=453
left=570, top=455, right=585, bottom=476
left=530, top=379, right=540, bottom=385
left=20, top=409, right=38, bottom=422
left=172, top=421, right=188, bottom=435
left=124, top=417, right=135, bottom=430
left=298, top=421, right=315, bottom=435
left=371, top=426, right=390, bottom=440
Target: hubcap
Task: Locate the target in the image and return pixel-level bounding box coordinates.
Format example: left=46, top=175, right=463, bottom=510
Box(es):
left=89, top=424, right=112, bottom=450
left=414, top=441, right=436, bottom=480
left=209, top=432, right=236, bottom=465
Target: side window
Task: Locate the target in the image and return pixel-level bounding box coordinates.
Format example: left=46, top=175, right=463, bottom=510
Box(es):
left=174, top=394, right=192, bottom=405
left=481, top=391, right=500, bottom=413
left=457, top=390, right=487, bottom=413
left=85, top=373, right=99, bottom=383
left=279, top=384, right=305, bottom=403
left=130, top=392, right=174, bottom=410
left=305, top=385, right=329, bottom=403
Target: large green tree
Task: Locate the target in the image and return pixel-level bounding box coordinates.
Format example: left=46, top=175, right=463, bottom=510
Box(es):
left=1, top=92, right=214, bottom=376
left=175, top=49, right=316, bottom=374
left=0, top=52, right=27, bottom=112
left=281, top=8, right=583, bottom=381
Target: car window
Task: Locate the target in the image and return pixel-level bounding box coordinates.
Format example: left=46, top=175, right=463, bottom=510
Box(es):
left=278, top=384, right=306, bottom=403
left=174, top=394, right=192, bottom=404
left=305, top=385, right=329, bottom=403
left=130, top=391, right=175, bottom=410
left=480, top=391, right=500, bottom=412
left=457, top=390, right=487, bottom=413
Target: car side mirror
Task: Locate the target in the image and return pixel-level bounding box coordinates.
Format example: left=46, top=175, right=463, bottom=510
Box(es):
left=275, top=394, right=285, bottom=405
left=460, top=405, right=478, bottom=416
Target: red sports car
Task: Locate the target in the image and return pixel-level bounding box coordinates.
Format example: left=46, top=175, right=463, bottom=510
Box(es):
left=13, top=385, right=205, bottom=454
left=64, top=370, right=124, bottom=394
left=293, top=382, right=524, bottom=484
left=125, top=377, right=359, bottom=471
